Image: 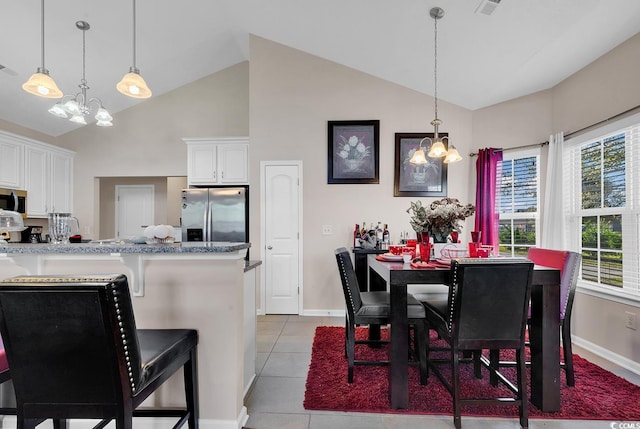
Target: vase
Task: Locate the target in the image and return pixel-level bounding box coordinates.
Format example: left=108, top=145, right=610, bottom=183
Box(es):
left=416, top=231, right=430, bottom=243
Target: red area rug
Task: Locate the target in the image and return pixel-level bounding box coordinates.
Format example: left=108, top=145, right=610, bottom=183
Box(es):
left=304, top=326, right=640, bottom=420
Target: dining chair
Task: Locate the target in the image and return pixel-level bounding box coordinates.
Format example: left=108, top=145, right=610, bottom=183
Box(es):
left=334, top=247, right=428, bottom=384
left=491, top=248, right=581, bottom=386
left=0, top=274, right=199, bottom=429
left=421, top=258, right=534, bottom=429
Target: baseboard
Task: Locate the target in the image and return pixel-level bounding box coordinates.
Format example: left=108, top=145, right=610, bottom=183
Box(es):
left=301, top=309, right=345, bottom=317
left=0, top=410, right=250, bottom=429
left=573, top=335, right=640, bottom=376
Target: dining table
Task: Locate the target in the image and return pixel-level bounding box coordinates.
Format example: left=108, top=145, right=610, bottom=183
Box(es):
left=367, top=254, right=562, bottom=412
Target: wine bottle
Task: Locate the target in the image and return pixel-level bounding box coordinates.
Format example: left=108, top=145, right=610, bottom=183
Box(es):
left=353, top=224, right=359, bottom=248
left=382, top=224, right=390, bottom=245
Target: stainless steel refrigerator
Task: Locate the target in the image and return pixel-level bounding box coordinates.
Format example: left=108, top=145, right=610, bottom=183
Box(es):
left=180, top=186, right=249, bottom=243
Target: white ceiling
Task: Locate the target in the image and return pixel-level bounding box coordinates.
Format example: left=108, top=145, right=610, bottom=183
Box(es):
left=1, top=0, right=639, bottom=137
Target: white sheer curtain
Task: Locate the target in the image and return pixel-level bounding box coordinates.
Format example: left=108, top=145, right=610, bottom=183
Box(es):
left=541, top=132, right=565, bottom=249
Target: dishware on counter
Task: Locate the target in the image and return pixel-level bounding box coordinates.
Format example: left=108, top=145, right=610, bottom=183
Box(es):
left=48, top=212, right=80, bottom=244
left=402, top=253, right=412, bottom=263
left=419, top=242, right=432, bottom=262
left=0, top=209, right=27, bottom=245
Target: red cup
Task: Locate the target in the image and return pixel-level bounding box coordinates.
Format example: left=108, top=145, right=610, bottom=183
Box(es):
left=406, top=239, right=417, bottom=248
left=419, top=243, right=432, bottom=263
left=471, top=231, right=482, bottom=243
left=450, top=231, right=459, bottom=243
left=468, top=242, right=478, bottom=258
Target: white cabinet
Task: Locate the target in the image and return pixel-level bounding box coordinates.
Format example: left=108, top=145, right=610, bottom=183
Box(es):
left=0, top=133, right=24, bottom=189
left=184, top=137, right=248, bottom=186
left=24, top=143, right=74, bottom=218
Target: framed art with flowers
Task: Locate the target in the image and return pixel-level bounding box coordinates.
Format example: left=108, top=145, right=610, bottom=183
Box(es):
left=327, top=120, right=380, bottom=184
left=394, top=132, right=448, bottom=197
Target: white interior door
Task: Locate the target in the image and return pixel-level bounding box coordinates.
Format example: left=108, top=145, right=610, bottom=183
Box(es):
left=115, top=185, right=155, bottom=239
left=262, top=162, right=302, bottom=314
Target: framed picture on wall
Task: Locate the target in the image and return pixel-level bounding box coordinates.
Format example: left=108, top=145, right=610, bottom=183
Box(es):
left=394, top=132, right=448, bottom=197
left=327, top=120, right=380, bottom=184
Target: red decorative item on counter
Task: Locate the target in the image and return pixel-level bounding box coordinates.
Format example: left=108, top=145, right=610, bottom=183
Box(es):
left=450, top=231, right=458, bottom=243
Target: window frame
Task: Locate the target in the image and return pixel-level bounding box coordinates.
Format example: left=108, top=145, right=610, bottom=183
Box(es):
left=497, top=148, right=541, bottom=257
left=563, top=112, right=640, bottom=304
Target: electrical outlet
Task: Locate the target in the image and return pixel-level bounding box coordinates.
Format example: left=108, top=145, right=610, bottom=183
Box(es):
left=625, top=311, right=637, bottom=330
left=321, top=225, right=333, bottom=235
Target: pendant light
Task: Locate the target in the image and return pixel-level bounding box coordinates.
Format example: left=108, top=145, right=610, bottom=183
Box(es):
left=22, top=0, right=63, bottom=99
left=48, top=21, right=113, bottom=127
left=117, top=0, right=152, bottom=98
left=410, top=7, right=462, bottom=165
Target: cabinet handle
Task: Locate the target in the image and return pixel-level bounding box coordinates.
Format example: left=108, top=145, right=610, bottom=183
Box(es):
left=267, top=246, right=273, bottom=250
left=221, top=171, right=224, bottom=179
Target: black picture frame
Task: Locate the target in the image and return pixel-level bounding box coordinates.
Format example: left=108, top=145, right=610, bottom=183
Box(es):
left=327, top=120, right=380, bottom=184
left=394, top=132, right=448, bottom=197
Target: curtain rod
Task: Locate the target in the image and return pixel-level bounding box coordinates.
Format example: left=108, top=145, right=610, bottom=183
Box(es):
left=468, top=141, right=548, bottom=157
left=564, top=103, right=640, bottom=140
left=468, top=103, right=640, bottom=157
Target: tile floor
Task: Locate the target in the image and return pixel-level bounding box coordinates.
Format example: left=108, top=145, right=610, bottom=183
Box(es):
left=245, top=315, right=640, bottom=429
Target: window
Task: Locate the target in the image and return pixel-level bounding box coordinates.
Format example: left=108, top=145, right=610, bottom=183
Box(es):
left=498, top=150, right=540, bottom=257
left=564, top=114, right=640, bottom=298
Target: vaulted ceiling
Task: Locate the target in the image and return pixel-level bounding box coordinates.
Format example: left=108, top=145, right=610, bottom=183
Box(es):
left=1, top=0, right=639, bottom=137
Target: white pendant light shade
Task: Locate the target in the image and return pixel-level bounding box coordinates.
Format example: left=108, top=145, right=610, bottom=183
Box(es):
left=428, top=140, right=447, bottom=158
left=48, top=102, right=68, bottom=118
left=95, top=108, right=113, bottom=126
left=69, top=114, right=87, bottom=125
left=22, top=69, right=63, bottom=99
left=63, top=99, right=82, bottom=116
left=444, top=145, right=462, bottom=163
left=22, top=0, right=62, bottom=99
left=116, top=69, right=152, bottom=99
left=409, top=147, right=428, bottom=165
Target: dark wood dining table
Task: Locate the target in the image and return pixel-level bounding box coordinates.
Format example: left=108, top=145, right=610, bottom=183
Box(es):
left=367, top=255, right=562, bottom=412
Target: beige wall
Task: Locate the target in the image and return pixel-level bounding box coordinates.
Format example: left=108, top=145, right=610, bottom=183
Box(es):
left=249, top=35, right=475, bottom=312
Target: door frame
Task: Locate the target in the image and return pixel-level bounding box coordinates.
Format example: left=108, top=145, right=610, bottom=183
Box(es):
left=259, top=160, right=303, bottom=315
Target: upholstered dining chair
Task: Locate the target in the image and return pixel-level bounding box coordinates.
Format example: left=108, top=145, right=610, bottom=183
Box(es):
left=490, top=248, right=581, bottom=386
left=527, top=247, right=581, bottom=386
left=421, top=258, right=534, bottom=429
left=0, top=274, right=199, bottom=429
left=334, top=247, right=428, bottom=384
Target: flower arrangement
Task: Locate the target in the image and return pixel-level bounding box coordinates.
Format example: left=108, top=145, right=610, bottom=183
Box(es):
left=407, top=198, right=476, bottom=242
left=337, top=135, right=371, bottom=162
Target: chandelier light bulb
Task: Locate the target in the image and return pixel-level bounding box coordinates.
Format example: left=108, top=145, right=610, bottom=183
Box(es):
left=69, top=114, right=87, bottom=125
left=428, top=140, right=447, bottom=158
left=48, top=102, right=68, bottom=118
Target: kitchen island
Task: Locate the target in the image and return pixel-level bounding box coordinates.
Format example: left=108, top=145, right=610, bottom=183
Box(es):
left=0, top=241, right=259, bottom=429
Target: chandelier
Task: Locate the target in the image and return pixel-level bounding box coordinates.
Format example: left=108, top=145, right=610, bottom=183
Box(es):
left=410, top=7, right=462, bottom=165
left=48, top=21, right=113, bottom=127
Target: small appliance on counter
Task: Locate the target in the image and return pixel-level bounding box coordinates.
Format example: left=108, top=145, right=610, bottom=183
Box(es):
left=20, top=226, right=44, bottom=243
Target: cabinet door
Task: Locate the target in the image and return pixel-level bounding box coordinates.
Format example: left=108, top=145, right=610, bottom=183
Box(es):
left=219, top=144, right=248, bottom=184
left=0, top=141, right=24, bottom=189
left=24, top=146, right=49, bottom=217
left=49, top=152, right=73, bottom=213
left=188, top=144, right=218, bottom=185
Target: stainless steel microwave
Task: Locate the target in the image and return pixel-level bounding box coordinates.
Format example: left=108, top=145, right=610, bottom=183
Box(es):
left=0, top=188, right=27, bottom=218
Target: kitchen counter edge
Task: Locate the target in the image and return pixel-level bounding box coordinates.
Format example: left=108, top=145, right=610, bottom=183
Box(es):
left=0, top=242, right=251, bottom=255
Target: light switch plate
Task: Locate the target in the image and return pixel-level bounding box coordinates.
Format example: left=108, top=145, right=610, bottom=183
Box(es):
left=322, top=225, right=333, bottom=235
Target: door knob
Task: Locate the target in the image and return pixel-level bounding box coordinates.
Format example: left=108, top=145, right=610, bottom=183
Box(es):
left=267, top=246, right=273, bottom=250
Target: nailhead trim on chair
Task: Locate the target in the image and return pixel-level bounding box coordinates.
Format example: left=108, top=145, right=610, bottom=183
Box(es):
left=448, top=265, right=458, bottom=334
left=338, top=255, right=356, bottom=313
left=111, top=284, right=136, bottom=394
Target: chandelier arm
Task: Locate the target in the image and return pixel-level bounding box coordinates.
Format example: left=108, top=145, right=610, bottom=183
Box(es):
left=419, top=137, right=433, bottom=149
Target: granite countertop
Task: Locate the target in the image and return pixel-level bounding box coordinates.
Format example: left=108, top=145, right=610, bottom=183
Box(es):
left=0, top=241, right=251, bottom=255
left=244, top=260, right=262, bottom=272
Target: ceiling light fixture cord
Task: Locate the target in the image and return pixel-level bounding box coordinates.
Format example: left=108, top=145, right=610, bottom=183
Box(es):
left=433, top=9, right=438, bottom=123
left=39, top=0, right=45, bottom=70
left=132, top=0, right=137, bottom=68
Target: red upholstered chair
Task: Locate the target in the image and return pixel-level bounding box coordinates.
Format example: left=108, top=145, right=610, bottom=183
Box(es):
left=526, top=247, right=581, bottom=386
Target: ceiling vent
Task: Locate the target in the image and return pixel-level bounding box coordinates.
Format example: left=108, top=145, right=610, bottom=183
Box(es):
left=0, top=64, right=17, bottom=76
left=475, top=0, right=502, bottom=16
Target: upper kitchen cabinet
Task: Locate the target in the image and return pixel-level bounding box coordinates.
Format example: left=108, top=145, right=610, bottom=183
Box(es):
left=184, top=137, right=249, bottom=186
left=0, top=132, right=25, bottom=189
left=24, top=142, right=75, bottom=218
